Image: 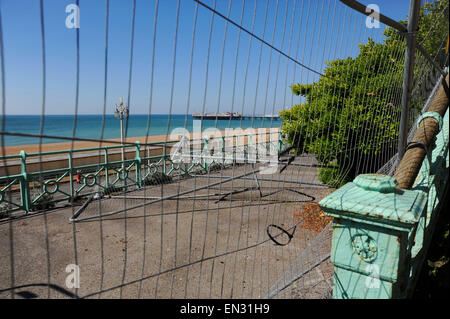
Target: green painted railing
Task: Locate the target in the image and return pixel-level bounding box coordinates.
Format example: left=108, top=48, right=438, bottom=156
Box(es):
left=0, top=130, right=283, bottom=215
left=319, top=107, right=449, bottom=298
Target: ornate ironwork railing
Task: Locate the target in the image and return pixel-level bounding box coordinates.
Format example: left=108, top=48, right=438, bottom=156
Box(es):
left=0, top=130, right=283, bottom=215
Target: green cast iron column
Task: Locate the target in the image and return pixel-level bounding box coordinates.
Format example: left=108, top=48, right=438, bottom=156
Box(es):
left=135, top=141, right=142, bottom=188
left=319, top=108, right=449, bottom=298
left=19, top=150, right=31, bottom=213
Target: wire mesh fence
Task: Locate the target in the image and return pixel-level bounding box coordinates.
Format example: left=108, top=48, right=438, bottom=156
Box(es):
left=0, top=0, right=448, bottom=299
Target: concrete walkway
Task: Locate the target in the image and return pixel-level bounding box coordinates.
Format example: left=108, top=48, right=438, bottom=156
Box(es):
left=0, top=159, right=334, bottom=299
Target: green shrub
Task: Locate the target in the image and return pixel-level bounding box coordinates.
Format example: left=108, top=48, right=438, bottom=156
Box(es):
left=280, top=0, right=448, bottom=182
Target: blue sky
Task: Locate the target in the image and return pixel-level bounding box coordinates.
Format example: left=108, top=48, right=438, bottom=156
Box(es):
left=0, top=0, right=413, bottom=115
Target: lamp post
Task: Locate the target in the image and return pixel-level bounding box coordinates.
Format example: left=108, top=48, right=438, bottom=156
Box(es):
left=114, top=97, right=129, bottom=170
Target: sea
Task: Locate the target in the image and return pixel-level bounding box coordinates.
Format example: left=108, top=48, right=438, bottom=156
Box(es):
left=0, top=114, right=283, bottom=147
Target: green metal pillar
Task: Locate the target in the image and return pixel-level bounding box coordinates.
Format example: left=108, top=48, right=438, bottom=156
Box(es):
left=19, top=150, right=31, bottom=213
left=104, top=148, right=109, bottom=189
left=319, top=174, right=427, bottom=298
left=163, top=143, right=167, bottom=175
left=319, top=108, right=449, bottom=299
left=68, top=151, right=74, bottom=199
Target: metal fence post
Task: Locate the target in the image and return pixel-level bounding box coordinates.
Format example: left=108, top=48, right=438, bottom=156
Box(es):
left=222, top=135, right=225, bottom=165
left=278, top=130, right=283, bottom=153
left=135, top=141, right=142, bottom=188
left=398, top=0, right=421, bottom=160
left=203, top=136, right=209, bottom=171
left=104, top=148, right=109, bottom=189
left=68, top=151, right=74, bottom=199
left=19, top=150, right=30, bottom=213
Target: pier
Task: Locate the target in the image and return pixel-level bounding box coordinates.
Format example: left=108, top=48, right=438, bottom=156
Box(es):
left=192, top=112, right=280, bottom=120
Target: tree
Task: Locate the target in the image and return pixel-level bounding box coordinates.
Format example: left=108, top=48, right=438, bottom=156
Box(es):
left=280, top=0, right=448, bottom=187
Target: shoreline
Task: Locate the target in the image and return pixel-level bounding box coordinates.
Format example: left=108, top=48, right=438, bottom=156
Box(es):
left=1, top=127, right=281, bottom=156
